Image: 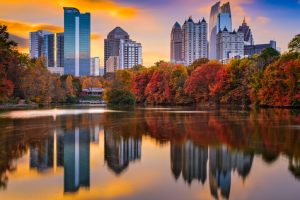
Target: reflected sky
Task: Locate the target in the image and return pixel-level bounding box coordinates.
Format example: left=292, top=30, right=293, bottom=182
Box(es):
left=0, top=108, right=300, bottom=200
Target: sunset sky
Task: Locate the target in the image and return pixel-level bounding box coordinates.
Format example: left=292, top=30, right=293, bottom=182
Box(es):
left=0, top=0, right=300, bottom=67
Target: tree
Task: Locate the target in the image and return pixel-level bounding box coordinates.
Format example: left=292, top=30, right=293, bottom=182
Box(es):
left=258, top=54, right=300, bottom=107
left=184, top=61, right=223, bottom=104
left=65, top=75, right=75, bottom=97
left=187, top=58, right=209, bottom=74
left=132, top=70, right=152, bottom=104
left=106, top=89, right=135, bottom=107
left=257, top=47, right=280, bottom=69
left=145, top=69, right=171, bottom=105
left=288, top=34, right=300, bottom=53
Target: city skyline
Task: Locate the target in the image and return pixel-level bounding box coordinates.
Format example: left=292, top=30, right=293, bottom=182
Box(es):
left=0, top=0, right=300, bottom=66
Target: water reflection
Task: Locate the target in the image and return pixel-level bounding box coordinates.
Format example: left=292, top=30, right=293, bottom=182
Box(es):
left=0, top=109, right=300, bottom=199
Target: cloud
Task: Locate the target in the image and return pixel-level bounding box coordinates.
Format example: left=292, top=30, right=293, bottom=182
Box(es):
left=256, top=16, right=271, bottom=24
left=0, top=19, right=102, bottom=53
left=60, top=0, right=139, bottom=19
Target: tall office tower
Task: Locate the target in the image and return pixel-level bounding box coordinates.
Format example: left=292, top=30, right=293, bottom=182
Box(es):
left=238, top=18, right=254, bottom=45
left=56, top=33, right=64, bottom=68
left=90, top=57, right=100, bottom=76
left=104, top=27, right=129, bottom=74
left=29, top=30, right=54, bottom=67
left=216, top=28, right=244, bottom=63
left=209, top=1, right=232, bottom=59
left=182, top=17, right=208, bottom=66
left=64, top=7, right=91, bottom=77
left=170, top=22, right=183, bottom=63
left=119, top=39, right=142, bottom=70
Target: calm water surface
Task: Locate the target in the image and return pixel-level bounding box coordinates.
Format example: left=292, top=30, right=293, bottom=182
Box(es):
left=0, top=108, right=300, bottom=200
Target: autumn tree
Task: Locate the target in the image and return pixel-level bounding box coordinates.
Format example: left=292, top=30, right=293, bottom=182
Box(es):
left=258, top=53, right=300, bottom=107
left=187, top=58, right=209, bottom=75
left=132, top=69, right=152, bottom=104
left=184, top=61, right=223, bottom=104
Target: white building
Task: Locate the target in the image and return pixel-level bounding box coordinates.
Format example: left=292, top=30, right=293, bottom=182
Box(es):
left=119, top=39, right=142, bottom=70
left=106, top=56, right=120, bottom=73
left=90, top=57, right=100, bottom=76
left=182, top=17, right=208, bottom=66
left=217, top=28, right=244, bottom=63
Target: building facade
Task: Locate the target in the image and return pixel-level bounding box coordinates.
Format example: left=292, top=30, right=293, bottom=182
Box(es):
left=119, top=39, right=142, bottom=70
left=104, top=27, right=142, bottom=73
left=104, top=27, right=129, bottom=74
left=182, top=17, right=208, bottom=66
left=56, top=32, right=64, bottom=68
left=29, top=30, right=54, bottom=67
left=170, top=22, right=183, bottom=63
left=244, top=40, right=277, bottom=57
left=238, top=18, right=254, bottom=45
left=64, top=7, right=91, bottom=77
left=90, top=57, right=100, bottom=76
left=106, top=56, right=120, bottom=73
left=216, top=28, right=244, bottom=63
left=209, top=1, right=232, bottom=59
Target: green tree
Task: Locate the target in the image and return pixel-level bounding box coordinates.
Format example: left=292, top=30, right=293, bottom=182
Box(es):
left=288, top=34, right=300, bottom=53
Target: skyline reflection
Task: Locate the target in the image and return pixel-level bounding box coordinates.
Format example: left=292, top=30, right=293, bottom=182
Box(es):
left=0, top=109, right=300, bottom=199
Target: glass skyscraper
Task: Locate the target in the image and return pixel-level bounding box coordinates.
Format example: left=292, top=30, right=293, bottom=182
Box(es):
left=29, top=30, right=54, bottom=67
left=64, top=7, right=91, bottom=77
left=209, top=1, right=232, bottom=59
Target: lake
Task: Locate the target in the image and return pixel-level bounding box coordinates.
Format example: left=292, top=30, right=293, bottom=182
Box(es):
left=0, top=107, right=300, bottom=200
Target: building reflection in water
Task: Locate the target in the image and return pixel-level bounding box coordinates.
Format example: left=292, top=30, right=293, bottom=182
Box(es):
left=171, top=142, right=253, bottom=199
left=104, top=130, right=141, bottom=175
left=171, top=141, right=208, bottom=184
left=29, top=127, right=91, bottom=193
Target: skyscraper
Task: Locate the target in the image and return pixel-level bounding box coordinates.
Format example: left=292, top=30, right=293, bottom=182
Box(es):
left=64, top=7, right=91, bottom=77
left=56, top=32, right=64, bottom=68
left=170, top=22, right=183, bottom=63
left=29, top=30, right=54, bottom=67
left=182, top=17, right=208, bottom=66
left=209, top=1, right=232, bottom=59
left=104, top=27, right=129, bottom=74
left=104, top=27, right=142, bottom=73
left=216, top=28, right=244, bottom=63
left=119, top=39, right=142, bottom=70
left=238, top=18, right=254, bottom=45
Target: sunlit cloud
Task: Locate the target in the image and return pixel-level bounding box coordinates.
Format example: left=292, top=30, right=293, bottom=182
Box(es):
left=60, top=0, right=139, bottom=19
left=255, top=16, right=271, bottom=24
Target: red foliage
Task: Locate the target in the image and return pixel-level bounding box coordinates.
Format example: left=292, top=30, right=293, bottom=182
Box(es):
left=259, top=59, right=300, bottom=107
left=145, top=70, right=172, bottom=105
left=132, top=71, right=152, bottom=103
left=184, top=61, right=223, bottom=103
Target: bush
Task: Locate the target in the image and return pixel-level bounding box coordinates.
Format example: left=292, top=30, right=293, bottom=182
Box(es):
left=106, top=89, right=135, bottom=107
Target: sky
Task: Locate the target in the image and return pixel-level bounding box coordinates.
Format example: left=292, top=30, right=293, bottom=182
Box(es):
left=0, top=0, right=300, bottom=67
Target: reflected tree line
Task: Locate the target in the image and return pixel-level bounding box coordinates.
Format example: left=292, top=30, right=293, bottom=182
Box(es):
left=0, top=109, right=300, bottom=198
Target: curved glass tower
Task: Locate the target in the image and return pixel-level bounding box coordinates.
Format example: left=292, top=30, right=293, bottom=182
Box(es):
left=64, top=7, right=90, bottom=77
left=209, top=2, right=232, bottom=60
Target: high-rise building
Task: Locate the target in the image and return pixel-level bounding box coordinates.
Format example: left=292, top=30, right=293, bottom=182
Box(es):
left=170, top=22, right=183, bottom=63
left=182, top=17, right=208, bottom=66
left=238, top=18, right=254, bottom=45
left=29, top=30, right=54, bottom=67
left=64, top=7, right=91, bottom=77
left=106, top=56, right=120, bottom=73
left=56, top=32, right=64, bottom=68
left=104, top=27, right=129, bottom=74
left=216, top=28, right=244, bottom=63
left=104, top=27, right=142, bottom=73
left=90, top=57, right=100, bottom=76
left=119, top=39, right=142, bottom=70
left=209, top=1, right=232, bottom=59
